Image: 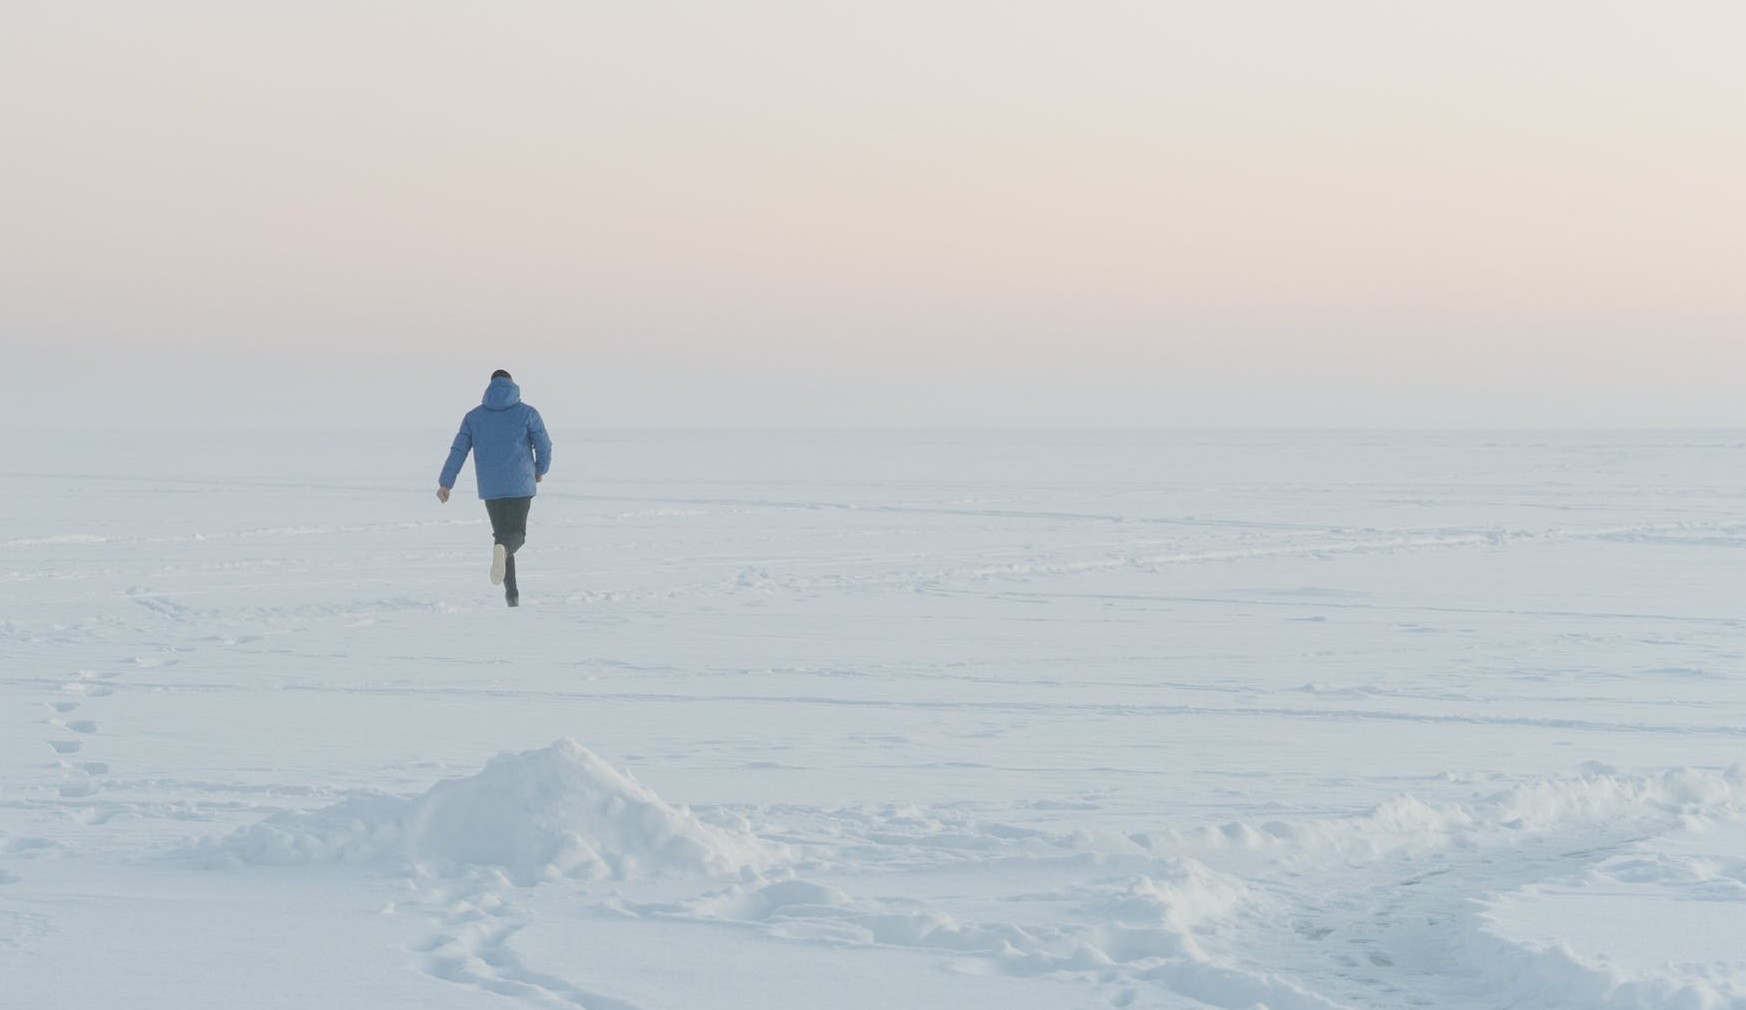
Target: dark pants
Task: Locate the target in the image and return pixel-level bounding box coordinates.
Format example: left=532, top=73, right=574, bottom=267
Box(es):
left=485, top=496, right=532, bottom=600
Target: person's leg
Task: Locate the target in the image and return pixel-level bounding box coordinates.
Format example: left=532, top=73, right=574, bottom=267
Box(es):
left=500, top=497, right=531, bottom=555
left=499, top=497, right=531, bottom=605
left=483, top=499, right=513, bottom=585
left=484, top=499, right=503, bottom=543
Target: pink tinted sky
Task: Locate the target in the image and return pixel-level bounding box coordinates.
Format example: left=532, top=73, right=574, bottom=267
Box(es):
left=2, top=1, right=1742, bottom=428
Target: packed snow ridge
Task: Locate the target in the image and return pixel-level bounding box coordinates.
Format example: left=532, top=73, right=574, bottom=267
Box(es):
left=210, top=739, right=779, bottom=884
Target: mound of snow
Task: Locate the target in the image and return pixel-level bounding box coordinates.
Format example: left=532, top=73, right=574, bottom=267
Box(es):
left=1098, top=860, right=1258, bottom=937
left=1163, top=765, right=1746, bottom=865
left=1467, top=898, right=1746, bottom=1010
left=1467, top=816, right=1746, bottom=1009
left=210, top=739, right=780, bottom=884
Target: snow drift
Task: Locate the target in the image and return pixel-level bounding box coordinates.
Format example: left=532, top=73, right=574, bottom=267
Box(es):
left=209, top=739, right=780, bottom=883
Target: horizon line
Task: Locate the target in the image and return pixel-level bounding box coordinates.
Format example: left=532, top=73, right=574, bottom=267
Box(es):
left=21, top=423, right=1746, bottom=434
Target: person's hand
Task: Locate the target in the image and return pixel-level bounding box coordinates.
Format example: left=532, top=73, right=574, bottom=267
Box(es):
left=535, top=474, right=543, bottom=484
left=436, top=486, right=451, bottom=503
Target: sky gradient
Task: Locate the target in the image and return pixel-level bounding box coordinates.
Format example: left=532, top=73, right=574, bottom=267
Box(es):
left=4, top=1, right=1743, bottom=428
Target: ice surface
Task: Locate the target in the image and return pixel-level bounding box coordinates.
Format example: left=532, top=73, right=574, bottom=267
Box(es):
left=3, top=428, right=1744, bottom=1008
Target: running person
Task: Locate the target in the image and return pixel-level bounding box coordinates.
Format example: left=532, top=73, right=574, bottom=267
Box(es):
left=437, top=369, right=552, bottom=607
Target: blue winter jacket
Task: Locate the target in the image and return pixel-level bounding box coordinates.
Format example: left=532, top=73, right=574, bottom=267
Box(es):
left=439, top=377, right=553, bottom=500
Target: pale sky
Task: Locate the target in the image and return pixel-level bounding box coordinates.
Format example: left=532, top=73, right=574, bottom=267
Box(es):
left=3, top=1, right=1742, bottom=428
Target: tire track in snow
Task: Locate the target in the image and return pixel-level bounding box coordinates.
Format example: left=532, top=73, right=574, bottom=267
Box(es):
left=264, top=683, right=1746, bottom=741
left=973, top=588, right=1746, bottom=627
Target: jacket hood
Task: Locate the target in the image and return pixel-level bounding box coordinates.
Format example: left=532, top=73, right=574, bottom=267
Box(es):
left=482, top=376, right=522, bottom=411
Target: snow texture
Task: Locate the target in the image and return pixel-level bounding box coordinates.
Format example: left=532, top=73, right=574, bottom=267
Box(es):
left=3, top=428, right=1745, bottom=1009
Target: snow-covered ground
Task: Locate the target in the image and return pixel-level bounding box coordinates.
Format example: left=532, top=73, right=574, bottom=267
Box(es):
left=3, top=428, right=1743, bottom=1009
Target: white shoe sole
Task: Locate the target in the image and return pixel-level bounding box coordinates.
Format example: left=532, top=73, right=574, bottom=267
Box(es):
left=490, top=544, right=507, bottom=585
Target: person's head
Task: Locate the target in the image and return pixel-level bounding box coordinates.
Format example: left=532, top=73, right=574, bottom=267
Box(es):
left=491, top=369, right=512, bottom=381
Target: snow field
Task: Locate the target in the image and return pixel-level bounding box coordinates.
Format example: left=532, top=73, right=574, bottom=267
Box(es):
left=2, top=429, right=1744, bottom=1008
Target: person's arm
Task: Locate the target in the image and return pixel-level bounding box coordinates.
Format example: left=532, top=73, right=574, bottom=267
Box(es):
left=529, top=408, right=552, bottom=482
left=437, top=417, right=473, bottom=501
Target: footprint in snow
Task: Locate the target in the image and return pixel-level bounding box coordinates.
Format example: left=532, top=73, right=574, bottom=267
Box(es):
left=50, top=701, right=79, bottom=714
left=48, top=740, right=82, bottom=755
left=80, top=762, right=109, bottom=776
left=66, top=720, right=98, bottom=735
